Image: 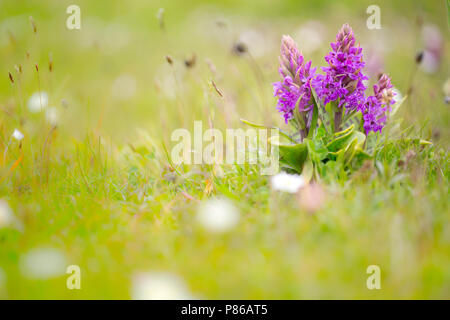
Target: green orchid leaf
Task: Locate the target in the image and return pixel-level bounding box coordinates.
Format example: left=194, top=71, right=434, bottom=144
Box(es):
left=333, top=124, right=355, bottom=138
left=240, top=118, right=296, bottom=143
left=354, top=148, right=373, bottom=161
left=328, top=148, right=344, bottom=161
left=307, top=89, right=320, bottom=139
left=342, top=112, right=362, bottom=131
left=302, top=159, right=314, bottom=183
left=343, top=138, right=359, bottom=165
left=326, top=124, right=356, bottom=152
left=269, top=136, right=308, bottom=174
left=305, top=137, right=328, bottom=162
left=326, top=126, right=367, bottom=165
left=311, top=88, right=332, bottom=135
left=353, top=131, right=366, bottom=147
left=240, top=118, right=270, bottom=129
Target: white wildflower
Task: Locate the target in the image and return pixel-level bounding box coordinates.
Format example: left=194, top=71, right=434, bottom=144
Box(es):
left=197, top=198, right=240, bottom=233
left=131, top=272, right=192, bottom=300
left=27, top=91, right=48, bottom=112
left=45, top=107, right=59, bottom=126
left=271, top=172, right=305, bottom=193
left=12, top=129, right=24, bottom=141
left=0, top=200, right=15, bottom=228
left=19, top=247, right=67, bottom=279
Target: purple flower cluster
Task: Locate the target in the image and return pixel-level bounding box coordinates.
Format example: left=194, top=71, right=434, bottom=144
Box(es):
left=273, top=24, right=396, bottom=135
left=273, top=35, right=316, bottom=124
left=312, top=24, right=367, bottom=112
left=362, top=74, right=396, bottom=133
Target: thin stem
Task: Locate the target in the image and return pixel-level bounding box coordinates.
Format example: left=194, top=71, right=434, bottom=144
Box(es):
left=334, top=109, right=342, bottom=132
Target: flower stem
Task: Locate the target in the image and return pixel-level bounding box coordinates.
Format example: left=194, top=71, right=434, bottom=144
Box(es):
left=334, top=109, right=342, bottom=132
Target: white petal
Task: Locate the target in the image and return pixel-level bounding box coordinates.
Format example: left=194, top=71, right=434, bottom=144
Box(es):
left=0, top=200, right=15, bottom=228
left=12, top=129, right=24, bottom=141
left=131, top=272, right=192, bottom=300
left=271, top=172, right=305, bottom=193
left=45, top=107, right=59, bottom=125
left=197, top=198, right=240, bottom=233
left=19, top=247, right=66, bottom=279
left=27, top=91, right=48, bottom=112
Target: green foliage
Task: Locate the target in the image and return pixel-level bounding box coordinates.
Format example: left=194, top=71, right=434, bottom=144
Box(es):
left=246, top=87, right=436, bottom=184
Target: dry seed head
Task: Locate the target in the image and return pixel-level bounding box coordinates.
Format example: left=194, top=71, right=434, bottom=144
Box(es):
left=7, top=30, right=16, bottom=45
left=157, top=8, right=165, bottom=30
left=29, top=16, right=37, bottom=34
left=14, top=64, right=23, bottom=74
left=232, top=42, right=247, bottom=55
left=415, top=51, right=424, bottom=64
left=216, top=20, right=227, bottom=28
left=49, top=53, right=53, bottom=72
left=211, top=79, right=223, bottom=98
left=165, top=55, right=173, bottom=65
left=35, top=64, right=39, bottom=72
left=205, top=58, right=217, bottom=75
left=8, top=72, right=14, bottom=84
left=184, top=54, right=196, bottom=68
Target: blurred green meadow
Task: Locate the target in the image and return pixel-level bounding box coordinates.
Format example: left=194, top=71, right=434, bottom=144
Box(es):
left=0, top=0, right=449, bottom=299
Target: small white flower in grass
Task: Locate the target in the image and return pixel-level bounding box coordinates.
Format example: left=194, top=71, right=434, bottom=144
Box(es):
left=197, top=198, right=240, bottom=233
left=271, top=172, right=305, bottom=193
left=0, top=200, right=15, bottom=228
left=45, top=107, right=59, bottom=126
left=11, top=129, right=24, bottom=141
left=132, top=272, right=192, bottom=300
left=27, top=91, right=48, bottom=112
left=19, top=247, right=66, bottom=279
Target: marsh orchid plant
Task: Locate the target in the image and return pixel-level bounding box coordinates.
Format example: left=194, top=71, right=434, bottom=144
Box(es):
left=240, top=23, right=407, bottom=176
left=242, top=23, right=406, bottom=175
left=274, top=24, right=395, bottom=138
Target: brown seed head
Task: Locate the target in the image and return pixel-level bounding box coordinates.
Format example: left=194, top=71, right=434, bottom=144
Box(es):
left=49, top=53, right=53, bottom=72
left=165, top=55, right=173, bottom=65
left=184, top=54, right=196, bottom=68
left=29, top=16, right=37, bottom=34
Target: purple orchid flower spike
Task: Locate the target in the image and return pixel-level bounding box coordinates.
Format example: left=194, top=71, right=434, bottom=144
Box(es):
left=273, top=24, right=396, bottom=137
left=362, top=74, right=396, bottom=134
left=273, top=35, right=316, bottom=140
left=312, top=24, right=368, bottom=131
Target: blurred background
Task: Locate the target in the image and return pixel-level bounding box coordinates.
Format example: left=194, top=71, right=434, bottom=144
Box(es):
left=0, top=0, right=448, bottom=141
left=0, top=0, right=448, bottom=299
